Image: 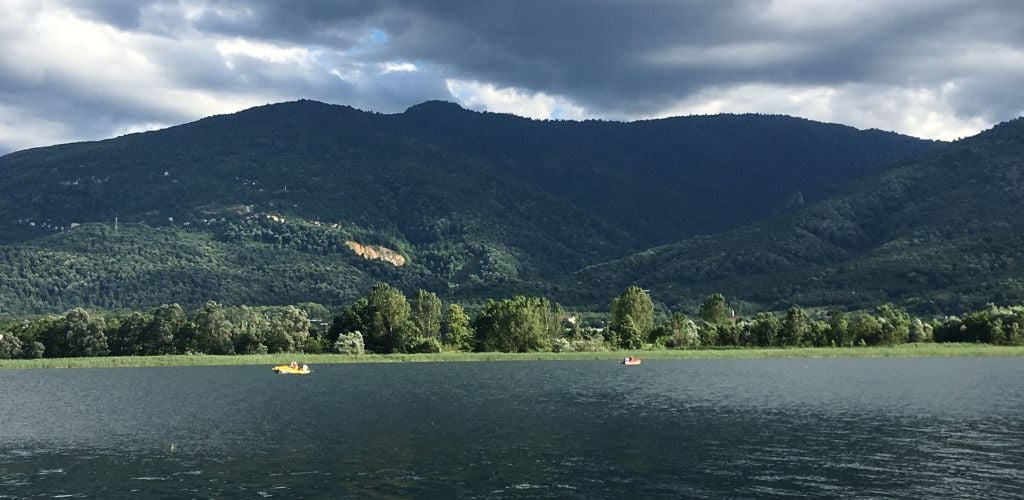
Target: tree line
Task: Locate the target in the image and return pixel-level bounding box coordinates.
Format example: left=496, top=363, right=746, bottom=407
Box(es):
left=2, top=284, right=1023, bottom=360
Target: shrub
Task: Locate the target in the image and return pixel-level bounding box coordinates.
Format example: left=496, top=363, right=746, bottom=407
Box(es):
left=334, top=331, right=365, bottom=355
left=412, top=337, right=443, bottom=353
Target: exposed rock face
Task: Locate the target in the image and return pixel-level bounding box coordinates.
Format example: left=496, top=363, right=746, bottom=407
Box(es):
left=345, top=241, right=406, bottom=267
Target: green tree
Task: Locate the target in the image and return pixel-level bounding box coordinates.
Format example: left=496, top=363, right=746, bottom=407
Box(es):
left=908, top=317, right=932, bottom=343
left=229, top=305, right=268, bottom=354
left=473, top=296, right=559, bottom=352
left=410, top=289, right=442, bottom=340
left=0, top=332, right=23, bottom=359
left=876, top=304, right=910, bottom=345
left=363, top=282, right=415, bottom=353
left=64, top=308, right=109, bottom=357
left=778, top=306, right=810, bottom=347
left=847, top=313, right=880, bottom=346
left=667, top=313, right=700, bottom=348
left=960, top=305, right=1012, bottom=344
left=716, top=321, right=744, bottom=346
left=334, top=331, right=365, bottom=355
left=825, top=310, right=849, bottom=346
left=749, top=312, right=781, bottom=347
left=805, top=319, right=829, bottom=347
left=441, top=303, right=473, bottom=351
left=110, top=312, right=148, bottom=356
left=609, top=286, right=653, bottom=348
left=22, top=340, right=44, bottom=359
left=700, top=293, right=729, bottom=324
left=328, top=298, right=368, bottom=346
left=194, top=301, right=233, bottom=354
left=696, top=320, right=719, bottom=346
left=145, top=304, right=186, bottom=355
left=618, top=315, right=644, bottom=349
left=36, top=316, right=68, bottom=358
left=265, top=306, right=311, bottom=353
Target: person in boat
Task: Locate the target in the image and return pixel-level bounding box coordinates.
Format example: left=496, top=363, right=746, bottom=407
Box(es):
left=289, top=361, right=298, bottom=369
left=301, top=364, right=309, bottom=372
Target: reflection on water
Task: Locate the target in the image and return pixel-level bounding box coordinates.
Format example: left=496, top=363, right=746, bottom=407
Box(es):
left=2, top=358, right=1023, bottom=498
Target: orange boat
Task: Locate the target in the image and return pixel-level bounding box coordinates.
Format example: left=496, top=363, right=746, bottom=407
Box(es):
left=621, top=356, right=642, bottom=365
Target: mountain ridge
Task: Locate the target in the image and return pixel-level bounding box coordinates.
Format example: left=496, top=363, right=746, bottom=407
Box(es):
left=575, top=117, right=1024, bottom=313
left=0, top=99, right=957, bottom=315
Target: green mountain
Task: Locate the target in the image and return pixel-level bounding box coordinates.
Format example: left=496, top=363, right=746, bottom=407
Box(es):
left=576, top=118, right=1024, bottom=315
left=0, top=100, right=937, bottom=315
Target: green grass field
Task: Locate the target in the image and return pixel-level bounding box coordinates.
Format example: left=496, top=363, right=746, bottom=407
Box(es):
left=1, top=343, right=1022, bottom=370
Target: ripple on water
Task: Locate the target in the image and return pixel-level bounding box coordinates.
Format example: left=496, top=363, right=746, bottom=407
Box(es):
left=1, top=359, right=1023, bottom=498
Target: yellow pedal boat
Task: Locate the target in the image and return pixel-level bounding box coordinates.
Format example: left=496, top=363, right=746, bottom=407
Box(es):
left=272, top=364, right=311, bottom=375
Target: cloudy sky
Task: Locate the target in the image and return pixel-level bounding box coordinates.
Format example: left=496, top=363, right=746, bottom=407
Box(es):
left=1, top=0, right=1023, bottom=154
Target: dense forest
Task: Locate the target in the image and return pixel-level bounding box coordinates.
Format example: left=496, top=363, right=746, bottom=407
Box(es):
left=2, top=285, right=1021, bottom=360
left=2, top=100, right=1023, bottom=318
left=0, top=100, right=941, bottom=316
left=575, top=117, right=1024, bottom=313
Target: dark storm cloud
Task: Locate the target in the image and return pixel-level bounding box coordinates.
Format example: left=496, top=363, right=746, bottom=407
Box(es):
left=1, top=0, right=1022, bottom=153
left=167, top=0, right=1024, bottom=118
left=62, top=0, right=148, bottom=29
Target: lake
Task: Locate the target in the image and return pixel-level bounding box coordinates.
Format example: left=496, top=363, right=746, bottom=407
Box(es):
left=2, top=358, right=1023, bottom=498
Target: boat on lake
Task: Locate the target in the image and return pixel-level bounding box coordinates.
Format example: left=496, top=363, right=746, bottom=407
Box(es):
left=621, top=357, right=641, bottom=365
left=272, top=363, right=311, bottom=374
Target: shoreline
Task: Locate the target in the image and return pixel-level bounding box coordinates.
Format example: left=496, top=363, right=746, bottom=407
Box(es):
left=2, top=343, right=1023, bottom=370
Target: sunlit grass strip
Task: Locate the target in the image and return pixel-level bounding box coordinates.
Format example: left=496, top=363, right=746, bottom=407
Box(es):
left=1, top=343, right=1023, bottom=370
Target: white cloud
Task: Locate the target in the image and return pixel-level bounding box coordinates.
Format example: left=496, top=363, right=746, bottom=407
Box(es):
left=112, top=121, right=174, bottom=138
left=2, top=1, right=1021, bottom=151
left=647, top=41, right=813, bottom=69
left=379, top=61, right=417, bottom=74
left=215, top=38, right=316, bottom=66
left=656, top=82, right=988, bottom=140
left=0, top=104, right=76, bottom=153
left=0, top=3, right=348, bottom=151
left=445, top=79, right=587, bottom=121
left=756, top=0, right=938, bottom=30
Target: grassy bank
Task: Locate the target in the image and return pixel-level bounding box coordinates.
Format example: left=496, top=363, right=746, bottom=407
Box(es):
left=1, top=343, right=1023, bottom=370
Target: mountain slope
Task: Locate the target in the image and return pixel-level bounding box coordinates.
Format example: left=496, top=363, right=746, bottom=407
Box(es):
left=574, top=118, right=1024, bottom=314
left=0, top=100, right=937, bottom=314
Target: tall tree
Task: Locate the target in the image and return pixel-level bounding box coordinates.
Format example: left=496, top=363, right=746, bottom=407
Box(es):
left=0, top=332, right=23, bottom=359
left=618, top=315, right=644, bottom=349
left=664, top=313, right=700, bottom=348
left=36, top=316, right=68, bottom=358
left=700, top=293, right=730, bottom=324
left=876, top=304, right=910, bottom=345
left=847, top=313, right=880, bottom=345
left=609, top=286, right=654, bottom=347
left=779, top=306, right=810, bottom=347
left=473, top=296, right=558, bottom=352
left=410, top=289, right=442, bottom=340
left=363, top=282, right=415, bottom=353
left=194, top=301, right=233, bottom=354
left=110, top=311, right=148, bottom=356
left=908, top=317, right=932, bottom=343
left=64, top=308, right=109, bottom=357
left=442, top=303, right=473, bottom=352
left=749, top=312, right=781, bottom=347
left=265, top=306, right=311, bottom=353
left=825, top=310, right=849, bottom=346
left=329, top=298, right=368, bottom=346
left=144, top=304, right=186, bottom=355
left=229, top=305, right=268, bottom=354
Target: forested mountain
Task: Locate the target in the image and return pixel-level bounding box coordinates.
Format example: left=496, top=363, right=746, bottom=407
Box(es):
left=0, top=100, right=940, bottom=315
left=576, top=118, right=1024, bottom=315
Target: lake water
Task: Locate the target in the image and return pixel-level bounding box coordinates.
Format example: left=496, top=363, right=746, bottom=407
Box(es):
left=2, top=358, right=1023, bottom=498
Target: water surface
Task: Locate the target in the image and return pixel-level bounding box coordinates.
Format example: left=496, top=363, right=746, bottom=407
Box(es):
left=2, top=358, right=1023, bottom=497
